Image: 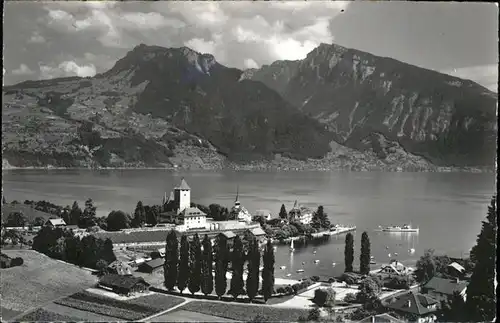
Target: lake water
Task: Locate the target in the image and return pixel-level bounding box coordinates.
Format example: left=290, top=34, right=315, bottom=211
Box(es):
left=2, top=169, right=494, bottom=279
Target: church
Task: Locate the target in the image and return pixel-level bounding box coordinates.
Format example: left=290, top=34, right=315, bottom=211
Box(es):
left=229, top=187, right=252, bottom=223
left=161, top=178, right=207, bottom=230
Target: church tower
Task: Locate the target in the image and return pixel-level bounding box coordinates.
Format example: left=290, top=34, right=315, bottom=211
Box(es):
left=234, top=185, right=241, bottom=209
left=173, top=178, right=191, bottom=213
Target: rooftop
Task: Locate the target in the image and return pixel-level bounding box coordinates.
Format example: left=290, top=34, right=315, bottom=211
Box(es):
left=181, top=207, right=207, bottom=218
left=46, top=218, right=66, bottom=226
left=222, top=231, right=236, bottom=239
left=99, top=274, right=149, bottom=290
left=251, top=227, right=266, bottom=236
left=447, top=262, right=466, bottom=273
left=358, top=313, right=404, bottom=323
left=423, top=276, right=469, bottom=296
left=174, top=178, right=191, bottom=190
left=386, top=291, right=438, bottom=316
left=141, top=257, right=164, bottom=269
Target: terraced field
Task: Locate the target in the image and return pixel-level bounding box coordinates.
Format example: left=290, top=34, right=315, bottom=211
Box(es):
left=53, top=291, right=184, bottom=320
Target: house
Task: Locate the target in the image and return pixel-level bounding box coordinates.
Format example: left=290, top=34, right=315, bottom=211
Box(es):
left=288, top=200, right=313, bottom=225
left=379, top=260, right=413, bottom=276
left=222, top=230, right=236, bottom=240
left=251, top=227, right=267, bottom=244
left=385, top=291, right=438, bottom=323
left=179, top=207, right=207, bottom=230
left=446, top=262, right=466, bottom=278
left=107, top=260, right=133, bottom=275
left=45, top=218, right=66, bottom=228
left=421, top=276, right=469, bottom=303
left=138, top=258, right=164, bottom=273
left=357, top=313, right=404, bottom=323
left=98, top=274, right=150, bottom=295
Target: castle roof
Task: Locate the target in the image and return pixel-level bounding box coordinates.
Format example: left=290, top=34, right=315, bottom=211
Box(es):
left=175, top=178, right=191, bottom=190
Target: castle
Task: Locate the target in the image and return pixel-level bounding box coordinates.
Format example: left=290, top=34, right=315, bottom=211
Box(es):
left=163, top=178, right=206, bottom=230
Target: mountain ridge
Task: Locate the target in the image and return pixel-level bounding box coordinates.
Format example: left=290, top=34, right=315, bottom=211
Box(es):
left=2, top=43, right=496, bottom=170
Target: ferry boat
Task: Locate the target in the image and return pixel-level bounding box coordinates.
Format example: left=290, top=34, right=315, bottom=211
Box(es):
left=296, top=269, right=305, bottom=273
left=380, top=224, right=419, bottom=233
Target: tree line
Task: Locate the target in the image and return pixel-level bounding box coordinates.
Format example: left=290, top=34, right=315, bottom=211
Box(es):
left=163, top=230, right=276, bottom=302
left=32, top=226, right=116, bottom=269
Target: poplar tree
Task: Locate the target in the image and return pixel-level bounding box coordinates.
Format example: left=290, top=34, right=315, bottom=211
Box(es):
left=246, top=237, right=260, bottom=302
left=360, top=232, right=371, bottom=275
left=214, top=233, right=229, bottom=299
left=177, top=234, right=190, bottom=294
left=279, top=204, right=288, bottom=219
left=164, top=230, right=178, bottom=290
left=188, top=234, right=202, bottom=295
left=262, top=239, right=275, bottom=303
left=133, top=201, right=146, bottom=227
left=229, top=235, right=245, bottom=299
left=466, top=195, right=497, bottom=321
left=344, top=233, right=354, bottom=273
left=201, top=234, right=214, bottom=296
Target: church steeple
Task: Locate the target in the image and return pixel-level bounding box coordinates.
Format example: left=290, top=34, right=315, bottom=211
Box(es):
left=234, top=185, right=240, bottom=208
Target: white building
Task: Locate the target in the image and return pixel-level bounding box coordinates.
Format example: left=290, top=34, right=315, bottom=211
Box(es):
left=179, top=207, right=207, bottom=230
left=288, top=200, right=313, bottom=225
left=45, top=218, right=67, bottom=228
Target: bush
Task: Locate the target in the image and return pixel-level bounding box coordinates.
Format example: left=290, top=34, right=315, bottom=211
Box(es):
left=276, top=287, right=285, bottom=294
left=343, top=293, right=357, bottom=303
left=11, top=257, right=24, bottom=267
left=312, top=288, right=336, bottom=307
left=311, top=275, right=320, bottom=282
left=307, top=308, right=321, bottom=321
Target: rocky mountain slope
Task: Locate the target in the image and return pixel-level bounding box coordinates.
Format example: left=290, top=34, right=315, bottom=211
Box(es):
left=2, top=43, right=495, bottom=171
left=244, top=43, right=497, bottom=167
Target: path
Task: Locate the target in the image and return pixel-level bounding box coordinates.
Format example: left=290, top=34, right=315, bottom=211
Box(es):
left=139, top=298, right=192, bottom=322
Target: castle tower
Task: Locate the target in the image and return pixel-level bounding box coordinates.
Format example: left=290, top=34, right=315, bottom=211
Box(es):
left=174, top=178, right=191, bottom=213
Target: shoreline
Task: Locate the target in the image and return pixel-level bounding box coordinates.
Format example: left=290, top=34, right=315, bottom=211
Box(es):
left=2, top=165, right=494, bottom=173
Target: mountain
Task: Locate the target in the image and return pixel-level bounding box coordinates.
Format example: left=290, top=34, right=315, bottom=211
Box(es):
left=243, top=43, right=497, bottom=167
left=2, top=44, right=333, bottom=169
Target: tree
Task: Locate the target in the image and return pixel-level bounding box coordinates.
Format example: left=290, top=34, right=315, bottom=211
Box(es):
left=246, top=237, right=260, bottom=302
left=145, top=206, right=159, bottom=226
left=201, top=234, right=214, bottom=296
left=164, top=230, right=179, bottom=290
left=83, top=198, right=96, bottom=218
left=2, top=196, right=6, bottom=204
left=439, top=291, right=467, bottom=322
left=359, top=232, right=371, bottom=275
left=188, top=234, right=202, bottom=295
left=101, top=238, right=116, bottom=263
left=96, top=259, right=109, bottom=276
left=133, top=201, right=146, bottom=227
left=414, top=249, right=451, bottom=283
left=214, top=233, right=229, bottom=298
left=261, top=239, right=275, bottom=302
left=307, top=308, right=321, bottom=321
left=279, top=204, right=287, bottom=219
left=69, top=201, right=82, bottom=225
left=313, top=288, right=336, bottom=307
left=106, top=210, right=131, bottom=231
left=6, top=212, right=27, bottom=227
left=344, top=233, right=354, bottom=272
left=177, top=235, right=190, bottom=294
left=229, top=235, right=245, bottom=299
left=312, top=205, right=330, bottom=229
left=466, top=195, right=496, bottom=322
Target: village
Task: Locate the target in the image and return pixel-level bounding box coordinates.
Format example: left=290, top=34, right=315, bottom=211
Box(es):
left=0, top=179, right=492, bottom=322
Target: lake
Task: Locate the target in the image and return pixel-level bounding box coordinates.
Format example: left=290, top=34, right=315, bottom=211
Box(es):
left=2, top=169, right=494, bottom=279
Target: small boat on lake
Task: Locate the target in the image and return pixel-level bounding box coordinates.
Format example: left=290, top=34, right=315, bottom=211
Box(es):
left=370, top=260, right=376, bottom=265
left=409, top=248, right=415, bottom=254
left=332, top=262, right=336, bottom=266
left=286, top=273, right=292, bottom=277
left=297, top=269, right=305, bottom=273
left=280, top=266, right=286, bottom=270
left=313, top=250, right=317, bottom=254
left=380, top=224, right=419, bottom=233
left=314, top=260, right=320, bottom=264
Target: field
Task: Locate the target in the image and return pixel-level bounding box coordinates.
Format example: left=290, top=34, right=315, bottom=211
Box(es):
left=53, top=291, right=184, bottom=320
left=13, top=308, right=80, bottom=321
left=179, top=301, right=309, bottom=322
left=1, top=203, right=54, bottom=224
left=149, top=309, right=238, bottom=322
left=0, top=250, right=97, bottom=320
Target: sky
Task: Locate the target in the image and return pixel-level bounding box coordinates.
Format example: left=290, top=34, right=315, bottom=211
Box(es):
left=3, top=1, right=499, bottom=92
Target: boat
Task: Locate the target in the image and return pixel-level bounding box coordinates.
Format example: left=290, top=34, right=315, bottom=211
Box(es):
left=409, top=248, right=415, bottom=254
left=286, top=273, right=292, bottom=277
left=314, top=260, right=320, bottom=264
left=394, top=252, right=398, bottom=256
left=302, top=262, right=305, bottom=265
left=332, top=262, right=336, bottom=266
left=290, top=239, right=295, bottom=252
left=370, top=260, right=376, bottom=265
left=280, top=266, right=286, bottom=270
left=313, top=250, right=317, bottom=254
left=296, top=269, right=305, bottom=273
left=370, top=256, right=375, bottom=259
left=388, top=253, right=392, bottom=257
left=380, top=224, right=419, bottom=233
